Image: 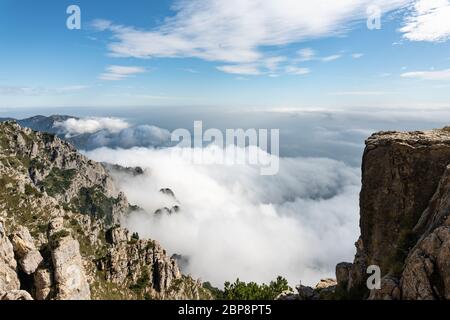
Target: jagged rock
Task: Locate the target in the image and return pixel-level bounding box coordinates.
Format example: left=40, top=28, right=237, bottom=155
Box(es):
left=0, top=121, right=210, bottom=300
left=336, top=262, right=352, bottom=289
left=49, top=219, right=91, bottom=300
left=342, top=128, right=450, bottom=300
left=112, top=192, right=129, bottom=225
left=9, top=226, right=43, bottom=274
left=0, top=290, right=33, bottom=300
left=34, top=268, right=53, bottom=300
left=296, top=284, right=319, bottom=300
left=48, top=217, right=64, bottom=237
left=275, top=289, right=298, bottom=300
left=359, top=130, right=450, bottom=273
left=401, top=227, right=450, bottom=300
left=160, top=188, right=176, bottom=198
left=315, top=278, right=337, bottom=290
left=368, top=275, right=401, bottom=300
left=99, top=231, right=183, bottom=299
left=105, top=227, right=130, bottom=245
left=0, top=220, right=20, bottom=292
left=103, top=163, right=144, bottom=176
left=171, top=254, right=189, bottom=272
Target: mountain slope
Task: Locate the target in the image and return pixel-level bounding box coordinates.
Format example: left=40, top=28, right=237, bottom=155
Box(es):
left=0, top=121, right=211, bottom=300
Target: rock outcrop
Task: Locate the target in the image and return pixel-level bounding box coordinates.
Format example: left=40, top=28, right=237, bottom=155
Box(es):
left=336, top=128, right=450, bottom=300
left=0, top=121, right=211, bottom=300
left=0, top=219, right=20, bottom=292
left=10, top=226, right=43, bottom=275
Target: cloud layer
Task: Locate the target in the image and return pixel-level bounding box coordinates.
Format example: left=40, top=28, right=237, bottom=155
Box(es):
left=86, top=145, right=360, bottom=287
left=53, top=117, right=171, bottom=149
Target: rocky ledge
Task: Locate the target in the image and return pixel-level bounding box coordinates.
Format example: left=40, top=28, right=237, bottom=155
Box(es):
left=335, top=128, right=450, bottom=300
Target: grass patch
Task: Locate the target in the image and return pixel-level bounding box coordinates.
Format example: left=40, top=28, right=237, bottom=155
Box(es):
left=41, top=168, right=76, bottom=197
left=71, top=187, right=118, bottom=226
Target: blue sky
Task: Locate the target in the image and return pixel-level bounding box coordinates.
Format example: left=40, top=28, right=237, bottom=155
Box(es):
left=0, top=0, right=450, bottom=109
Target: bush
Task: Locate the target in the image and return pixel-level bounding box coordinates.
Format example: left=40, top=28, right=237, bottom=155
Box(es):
left=222, top=276, right=290, bottom=300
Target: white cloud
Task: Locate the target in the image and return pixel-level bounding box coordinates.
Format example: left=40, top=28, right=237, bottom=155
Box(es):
left=401, top=68, right=450, bottom=80
left=321, top=54, right=342, bottom=62
left=351, top=53, right=364, bottom=59
left=0, top=85, right=88, bottom=96
left=86, top=145, right=360, bottom=286
left=329, top=91, right=390, bottom=96
left=217, top=64, right=262, bottom=75
left=99, top=65, right=146, bottom=81
left=94, top=0, right=411, bottom=74
left=54, top=117, right=130, bottom=136
left=297, top=48, right=316, bottom=61
left=400, top=0, right=450, bottom=42
left=285, top=66, right=310, bottom=75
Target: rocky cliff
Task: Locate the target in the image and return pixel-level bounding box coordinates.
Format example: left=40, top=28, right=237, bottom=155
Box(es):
left=336, top=128, right=450, bottom=300
left=0, top=121, right=211, bottom=300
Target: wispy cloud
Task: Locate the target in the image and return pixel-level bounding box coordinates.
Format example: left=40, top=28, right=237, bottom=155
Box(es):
left=329, top=91, right=390, bottom=96
left=180, top=68, right=199, bottom=74
left=400, top=0, right=450, bottom=42
left=285, top=66, right=310, bottom=75
left=93, top=0, right=412, bottom=75
left=99, top=65, right=146, bottom=81
left=401, top=68, right=450, bottom=80
left=321, top=54, right=342, bottom=62
left=351, top=53, right=364, bottom=59
left=296, top=48, right=342, bottom=63
left=217, top=64, right=262, bottom=76
left=297, top=48, right=316, bottom=61
left=0, top=85, right=88, bottom=96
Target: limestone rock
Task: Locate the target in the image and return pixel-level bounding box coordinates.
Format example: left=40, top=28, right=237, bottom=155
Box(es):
left=315, top=278, right=337, bottom=290
left=368, top=275, right=401, bottom=300
left=10, top=226, right=43, bottom=274
left=340, top=128, right=450, bottom=300
left=49, top=221, right=91, bottom=300
left=401, top=227, right=450, bottom=300
left=34, top=268, right=53, bottom=300
left=0, top=220, right=20, bottom=292
left=0, top=290, right=33, bottom=300
left=335, top=262, right=352, bottom=289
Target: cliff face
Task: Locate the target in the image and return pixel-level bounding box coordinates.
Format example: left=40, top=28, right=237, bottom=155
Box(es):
left=0, top=122, right=210, bottom=300
left=337, top=129, right=450, bottom=300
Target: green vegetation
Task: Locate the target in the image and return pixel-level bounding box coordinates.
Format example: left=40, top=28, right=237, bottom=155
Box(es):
left=128, top=232, right=140, bottom=244
left=49, top=229, right=70, bottom=247
left=25, top=184, right=42, bottom=198
left=41, top=168, right=76, bottom=197
left=71, top=187, right=117, bottom=225
left=204, top=276, right=291, bottom=300
left=129, top=269, right=150, bottom=293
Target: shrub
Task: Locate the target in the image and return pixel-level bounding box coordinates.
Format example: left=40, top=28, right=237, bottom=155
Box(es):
left=222, top=276, right=290, bottom=300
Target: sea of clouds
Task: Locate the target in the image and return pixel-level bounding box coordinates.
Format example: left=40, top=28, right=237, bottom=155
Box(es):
left=51, top=107, right=450, bottom=287
left=86, top=145, right=360, bottom=287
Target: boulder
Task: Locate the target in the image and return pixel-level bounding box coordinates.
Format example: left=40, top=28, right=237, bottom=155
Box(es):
left=0, top=220, right=20, bottom=292
left=9, top=226, right=43, bottom=274
left=0, top=290, right=33, bottom=300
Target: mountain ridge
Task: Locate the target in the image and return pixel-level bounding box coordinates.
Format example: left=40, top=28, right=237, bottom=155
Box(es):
left=0, top=120, right=211, bottom=300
